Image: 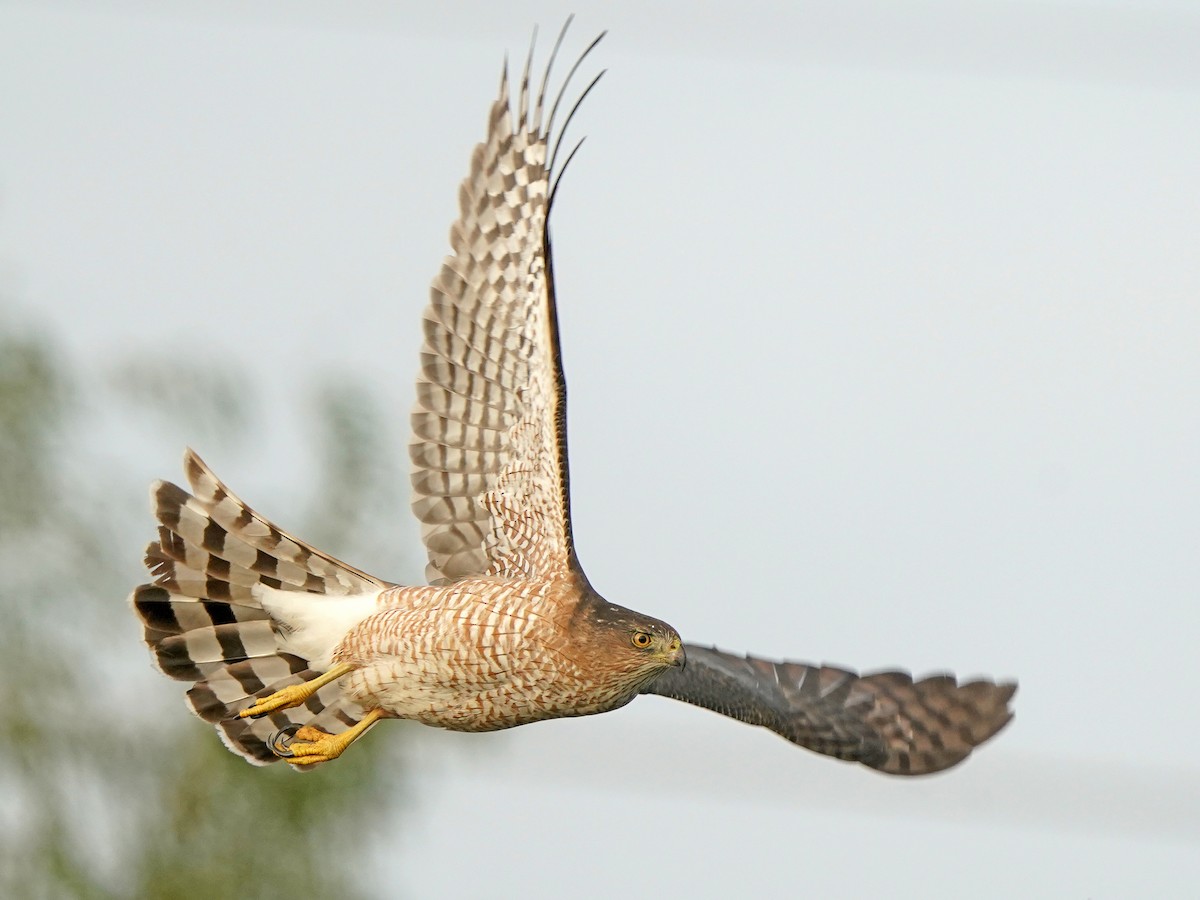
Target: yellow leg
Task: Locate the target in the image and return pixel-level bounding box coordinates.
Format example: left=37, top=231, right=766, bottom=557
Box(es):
left=238, top=663, right=355, bottom=719
left=273, top=708, right=384, bottom=765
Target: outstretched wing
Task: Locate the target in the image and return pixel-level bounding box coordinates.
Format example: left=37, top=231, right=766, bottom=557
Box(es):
left=643, top=645, right=1016, bottom=775
left=411, top=25, right=603, bottom=584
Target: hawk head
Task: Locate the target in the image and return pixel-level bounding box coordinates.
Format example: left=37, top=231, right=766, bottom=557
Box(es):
left=574, top=598, right=685, bottom=697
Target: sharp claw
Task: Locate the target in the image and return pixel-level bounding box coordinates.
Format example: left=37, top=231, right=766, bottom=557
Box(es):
left=269, top=724, right=303, bottom=758
left=239, top=698, right=277, bottom=720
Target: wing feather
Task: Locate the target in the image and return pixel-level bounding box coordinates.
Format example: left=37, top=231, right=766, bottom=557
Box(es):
left=643, top=645, right=1016, bottom=776
left=411, top=22, right=602, bottom=583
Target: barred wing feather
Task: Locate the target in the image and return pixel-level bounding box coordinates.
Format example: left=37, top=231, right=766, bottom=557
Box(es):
left=643, top=645, right=1016, bottom=776
left=411, top=32, right=601, bottom=584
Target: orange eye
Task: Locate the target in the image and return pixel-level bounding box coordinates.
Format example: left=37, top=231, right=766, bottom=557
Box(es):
left=631, top=632, right=653, bottom=649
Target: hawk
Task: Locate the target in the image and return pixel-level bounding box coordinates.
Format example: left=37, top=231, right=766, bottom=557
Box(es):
left=132, top=23, right=1015, bottom=776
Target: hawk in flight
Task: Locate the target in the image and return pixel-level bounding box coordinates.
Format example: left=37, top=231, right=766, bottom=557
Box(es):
left=132, top=23, right=1015, bottom=776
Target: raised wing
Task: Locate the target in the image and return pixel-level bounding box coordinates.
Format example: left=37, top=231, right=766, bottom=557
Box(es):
left=411, top=24, right=603, bottom=584
left=643, top=645, right=1016, bottom=775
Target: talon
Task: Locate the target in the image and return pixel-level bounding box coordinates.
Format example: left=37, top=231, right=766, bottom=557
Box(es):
left=238, top=663, right=356, bottom=719
left=288, top=754, right=330, bottom=766
left=293, top=725, right=327, bottom=743
left=283, top=726, right=339, bottom=760
left=268, top=708, right=385, bottom=765
left=268, top=725, right=303, bottom=758
left=241, top=684, right=307, bottom=719
left=268, top=724, right=339, bottom=762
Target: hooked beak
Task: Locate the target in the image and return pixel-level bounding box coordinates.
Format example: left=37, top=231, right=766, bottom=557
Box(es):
left=668, top=639, right=686, bottom=670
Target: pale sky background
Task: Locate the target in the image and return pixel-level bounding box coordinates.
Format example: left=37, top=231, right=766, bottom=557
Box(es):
left=2, top=1, right=1199, bottom=897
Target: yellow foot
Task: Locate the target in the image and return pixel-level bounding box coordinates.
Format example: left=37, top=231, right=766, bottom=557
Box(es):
left=269, top=708, right=384, bottom=765
left=238, top=663, right=355, bottom=719
left=239, top=683, right=312, bottom=719
left=272, top=726, right=349, bottom=765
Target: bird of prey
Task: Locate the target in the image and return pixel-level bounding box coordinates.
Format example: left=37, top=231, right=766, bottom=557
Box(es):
left=131, top=23, right=1015, bottom=776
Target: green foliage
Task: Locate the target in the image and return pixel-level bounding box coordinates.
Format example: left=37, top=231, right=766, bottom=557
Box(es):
left=0, top=317, right=409, bottom=898
left=0, top=326, right=71, bottom=534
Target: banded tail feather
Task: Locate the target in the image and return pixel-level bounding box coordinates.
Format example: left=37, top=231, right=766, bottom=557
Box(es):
left=130, top=449, right=388, bottom=767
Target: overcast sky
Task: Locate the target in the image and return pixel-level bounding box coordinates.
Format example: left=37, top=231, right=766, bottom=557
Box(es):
left=2, top=2, right=1198, bottom=897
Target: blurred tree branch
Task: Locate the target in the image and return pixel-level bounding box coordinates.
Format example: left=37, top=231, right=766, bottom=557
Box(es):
left=0, top=313, right=411, bottom=898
